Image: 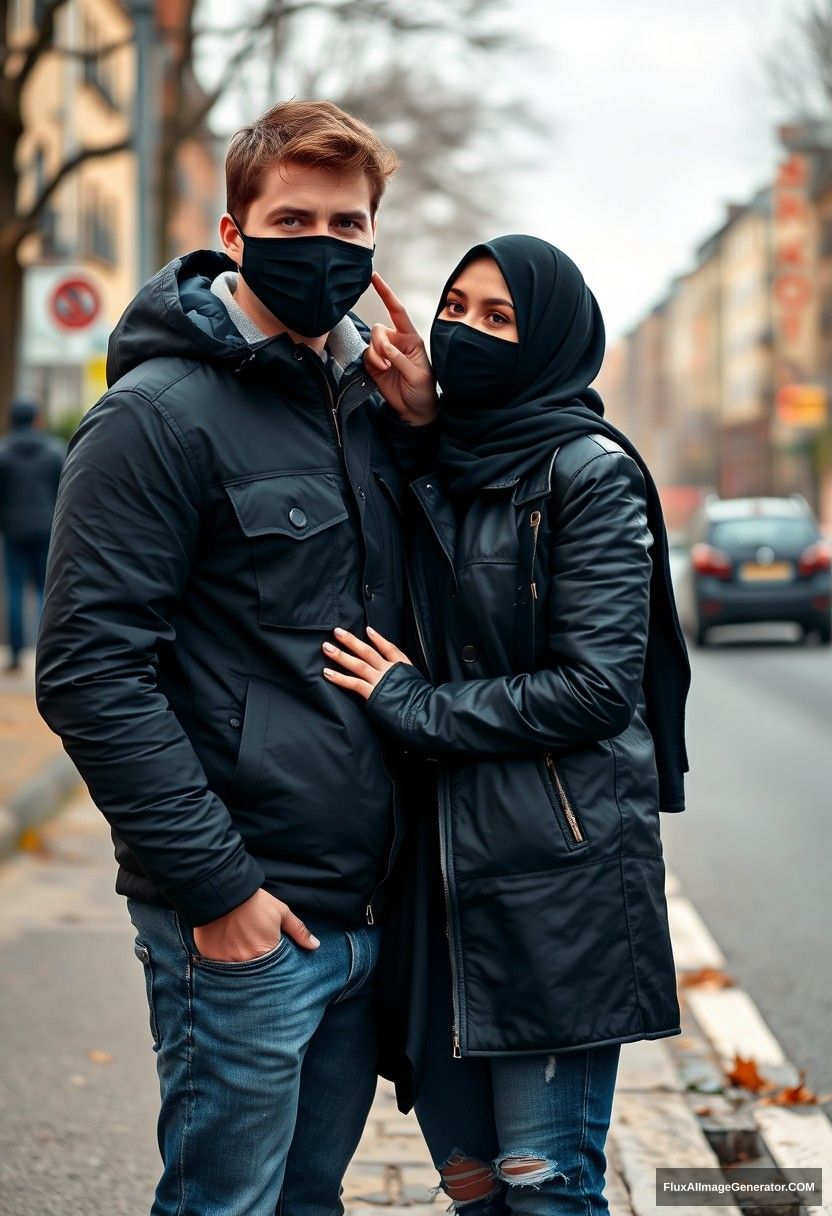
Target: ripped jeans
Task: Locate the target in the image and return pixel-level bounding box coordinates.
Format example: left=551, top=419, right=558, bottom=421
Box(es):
left=414, top=1042, right=620, bottom=1215
left=412, top=922, right=620, bottom=1215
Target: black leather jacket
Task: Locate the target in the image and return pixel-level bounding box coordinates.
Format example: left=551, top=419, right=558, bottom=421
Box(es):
left=368, top=434, right=682, bottom=1057
left=36, top=250, right=433, bottom=928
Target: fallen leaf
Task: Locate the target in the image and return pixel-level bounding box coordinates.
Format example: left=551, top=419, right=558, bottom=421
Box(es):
left=725, top=1054, right=774, bottom=1092
left=758, top=1071, right=832, bottom=1106
left=679, top=967, right=735, bottom=989
left=694, top=1104, right=714, bottom=1116
left=87, top=1049, right=114, bottom=1065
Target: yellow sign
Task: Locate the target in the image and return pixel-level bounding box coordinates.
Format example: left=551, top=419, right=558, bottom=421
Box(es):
left=83, top=354, right=108, bottom=404
left=775, top=383, right=827, bottom=428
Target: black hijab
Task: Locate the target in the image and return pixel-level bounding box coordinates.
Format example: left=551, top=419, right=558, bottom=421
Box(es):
left=431, top=234, right=691, bottom=811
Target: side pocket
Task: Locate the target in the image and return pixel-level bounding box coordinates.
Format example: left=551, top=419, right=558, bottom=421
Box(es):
left=133, top=940, right=160, bottom=1049
left=230, top=676, right=273, bottom=799
left=539, top=754, right=590, bottom=851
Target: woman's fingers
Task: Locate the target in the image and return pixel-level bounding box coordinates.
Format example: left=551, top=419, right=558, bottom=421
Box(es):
left=371, top=272, right=418, bottom=335
left=331, top=627, right=387, bottom=666
left=366, top=626, right=410, bottom=665
left=321, top=640, right=377, bottom=680
left=322, top=668, right=373, bottom=700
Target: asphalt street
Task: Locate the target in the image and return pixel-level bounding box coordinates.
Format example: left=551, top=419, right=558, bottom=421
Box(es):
left=0, top=628, right=829, bottom=1213
left=662, top=624, right=832, bottom=1099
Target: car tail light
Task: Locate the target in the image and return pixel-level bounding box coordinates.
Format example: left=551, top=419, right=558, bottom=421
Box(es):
left=798, top=541, right=832, bottom=576
left=692, top=543, right=732, bottom=579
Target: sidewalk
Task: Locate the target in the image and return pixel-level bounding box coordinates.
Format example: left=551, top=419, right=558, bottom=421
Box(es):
left=0, top=646, right=80, bottom=858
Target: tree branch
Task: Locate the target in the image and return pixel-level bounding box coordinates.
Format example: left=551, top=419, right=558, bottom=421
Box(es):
left=14, top=0, right=71, bottom=93
left=6, top=138, right=130, bottom=253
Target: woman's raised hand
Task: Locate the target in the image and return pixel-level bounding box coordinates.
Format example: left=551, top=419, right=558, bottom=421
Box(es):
left=322, top=626, right=412, bottom=701
left=363, top=272, right=438, bottom=426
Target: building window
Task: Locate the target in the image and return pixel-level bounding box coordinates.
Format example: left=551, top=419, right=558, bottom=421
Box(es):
left=82, top=186, right=117, bottom=264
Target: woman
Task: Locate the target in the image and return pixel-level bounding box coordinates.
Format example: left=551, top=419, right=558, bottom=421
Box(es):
left=322, top=235, right=691, bottom=1214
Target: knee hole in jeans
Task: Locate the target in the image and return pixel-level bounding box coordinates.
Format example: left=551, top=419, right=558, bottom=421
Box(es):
left=435, top=1150, right=501, bottom=1207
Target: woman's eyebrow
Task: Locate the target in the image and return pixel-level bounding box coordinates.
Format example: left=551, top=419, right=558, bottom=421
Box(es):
left=447, top=287, right=466, bottom=298
left=483, top=297, right=515, bottom=309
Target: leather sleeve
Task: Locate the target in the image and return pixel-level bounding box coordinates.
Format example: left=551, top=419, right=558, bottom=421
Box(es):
left=35, top=390, right=265, bottom=925
left=366, top=451, right=653, bottom=755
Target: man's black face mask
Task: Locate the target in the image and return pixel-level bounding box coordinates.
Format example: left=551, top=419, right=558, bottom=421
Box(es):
left=232, top=218, right=375, bottom=338
left=430, top=318, right=520, bottom=410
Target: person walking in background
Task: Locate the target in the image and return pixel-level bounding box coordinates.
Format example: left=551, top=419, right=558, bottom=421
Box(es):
left=0, top=399, right=65, bottom=675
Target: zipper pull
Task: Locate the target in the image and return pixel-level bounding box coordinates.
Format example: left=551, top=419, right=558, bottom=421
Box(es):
left=453, top=1033, right=462, bottom=1059
left=365, top=904, right=375, bottom=926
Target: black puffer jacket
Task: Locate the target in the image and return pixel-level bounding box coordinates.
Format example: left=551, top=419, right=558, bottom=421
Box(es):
left=36, top=250, right=431, bottom=928
left=368, top=434, right=682, bottom=1061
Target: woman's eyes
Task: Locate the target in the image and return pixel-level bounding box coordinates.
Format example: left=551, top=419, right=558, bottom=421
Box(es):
left=488, top=312, right=509, bottom=326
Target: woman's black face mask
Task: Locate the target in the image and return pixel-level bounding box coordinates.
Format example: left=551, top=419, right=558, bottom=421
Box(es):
left=232, top=218, right=375, bottom=338
left=430, top=318, right=520, bottom=409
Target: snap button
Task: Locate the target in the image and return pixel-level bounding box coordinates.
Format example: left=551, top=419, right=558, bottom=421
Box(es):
left=461, top=644, right=478, bottom=663
left=358, top=487, right=366, bottom=500
left=293, top=349, right=304, bottom=361
left=228, top=716, right=241, bottom=729
left=364, top=583, right=375, bottom=600
left=136, top=945, right=149, bottom=963
left=288, top=507, right=307, bottom=529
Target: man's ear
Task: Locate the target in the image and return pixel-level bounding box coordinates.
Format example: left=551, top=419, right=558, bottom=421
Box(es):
left=219, top=214, right=243, bottom=266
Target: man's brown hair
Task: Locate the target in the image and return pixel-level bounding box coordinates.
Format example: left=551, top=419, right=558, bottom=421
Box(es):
left=226, top=100, right=400, bottom=224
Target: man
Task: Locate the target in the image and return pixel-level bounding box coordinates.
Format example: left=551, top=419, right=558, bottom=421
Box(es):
left=36, top=100, right=437, bottom=1216
left=0, top=399, right=64, bottom=673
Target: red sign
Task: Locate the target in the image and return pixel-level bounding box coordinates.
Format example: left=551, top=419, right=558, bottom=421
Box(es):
left=49, top=276, right=102, bottom=331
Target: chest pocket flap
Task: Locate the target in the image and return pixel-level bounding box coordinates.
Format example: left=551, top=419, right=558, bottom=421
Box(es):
left=224, top=471, right=349, bottom=540
left=223, top=471, right=350, bottom=630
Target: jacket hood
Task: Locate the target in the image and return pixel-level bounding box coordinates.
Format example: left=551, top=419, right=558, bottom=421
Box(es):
left=106, top=249, right=370, bottom=388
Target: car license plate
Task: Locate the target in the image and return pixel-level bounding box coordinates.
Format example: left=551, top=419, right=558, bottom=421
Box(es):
left=739, top=561, right=793, bottom=582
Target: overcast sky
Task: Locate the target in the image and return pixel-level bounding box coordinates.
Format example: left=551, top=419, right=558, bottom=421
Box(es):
left=512, top=0, right=802, bottom=342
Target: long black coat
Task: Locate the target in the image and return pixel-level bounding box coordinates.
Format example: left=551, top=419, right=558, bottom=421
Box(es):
left=36, top=250, right=432, bottom=929
left=367, top=433, right=682, bottom=1070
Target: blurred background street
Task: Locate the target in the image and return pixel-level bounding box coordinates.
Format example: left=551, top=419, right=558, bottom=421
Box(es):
left=2, top=0, right=832, bottom=1209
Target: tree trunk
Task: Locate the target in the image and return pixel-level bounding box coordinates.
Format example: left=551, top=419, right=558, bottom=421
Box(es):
left=0, top=93, right=25, bottom=433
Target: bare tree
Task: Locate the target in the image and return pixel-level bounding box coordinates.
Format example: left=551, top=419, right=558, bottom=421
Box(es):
left=766, top=0, right=832, bottom=134
left=2, top=0, right=538, bottom=423
left=0, top=0, right=130, bottom=425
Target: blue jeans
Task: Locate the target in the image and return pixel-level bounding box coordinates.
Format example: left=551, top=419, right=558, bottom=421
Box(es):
left=127, top=899, right=381, bottom=1216
left=3, top=536, right=50, bottom=660
left=413, top=922, right=620, bottom=1215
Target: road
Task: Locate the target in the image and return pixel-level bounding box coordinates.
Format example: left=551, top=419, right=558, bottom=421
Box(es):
left=0, top=628, right=830, bottom=1212
left=662, top=625, right=832, bottom=1097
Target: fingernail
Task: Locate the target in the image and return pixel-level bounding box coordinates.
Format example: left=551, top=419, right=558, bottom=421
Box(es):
left=310, top=935, right=321, bottom=948
left=334, top=627, right=346, bottom=637
left=367, top=626, right=377, bottom=635
left=323, top=668, right=335, bottom=677
left=322, top=641, right=336, bottom=653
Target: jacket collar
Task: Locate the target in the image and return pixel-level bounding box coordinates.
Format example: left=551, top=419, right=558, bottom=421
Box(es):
left=481, top=447, right=561, bottom=504
left=414, top=447, right=561, bottom=509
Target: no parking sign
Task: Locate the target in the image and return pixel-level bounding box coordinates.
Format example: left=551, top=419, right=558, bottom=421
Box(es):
left=49, top=275, right=102, bottom=332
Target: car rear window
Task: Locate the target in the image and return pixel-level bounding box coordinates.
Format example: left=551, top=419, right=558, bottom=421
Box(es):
left=710, top=518, right=816, bottom=550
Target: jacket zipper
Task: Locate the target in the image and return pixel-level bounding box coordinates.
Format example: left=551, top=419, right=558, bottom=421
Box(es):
left=438, top=780, right=463, bottom=1057
left=529, top=509, right=541, bottom=600
left=365, top=748, right=400, bottom=925
left=544, top=753, right=585, bottom=843
left=403, top=536, right=463, bottom=1057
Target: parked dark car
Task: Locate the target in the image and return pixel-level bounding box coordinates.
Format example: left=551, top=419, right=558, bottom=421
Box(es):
left=677, top=495, right=832, bottom=647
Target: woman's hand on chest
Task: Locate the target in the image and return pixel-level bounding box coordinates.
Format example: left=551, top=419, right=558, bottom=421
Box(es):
left=322, top=626, right=413, bottom=700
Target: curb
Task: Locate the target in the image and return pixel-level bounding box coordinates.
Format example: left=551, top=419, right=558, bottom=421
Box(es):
left=609, top=870, right=832, bottom=1216
left=0, top=752, right=81, bottom=861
